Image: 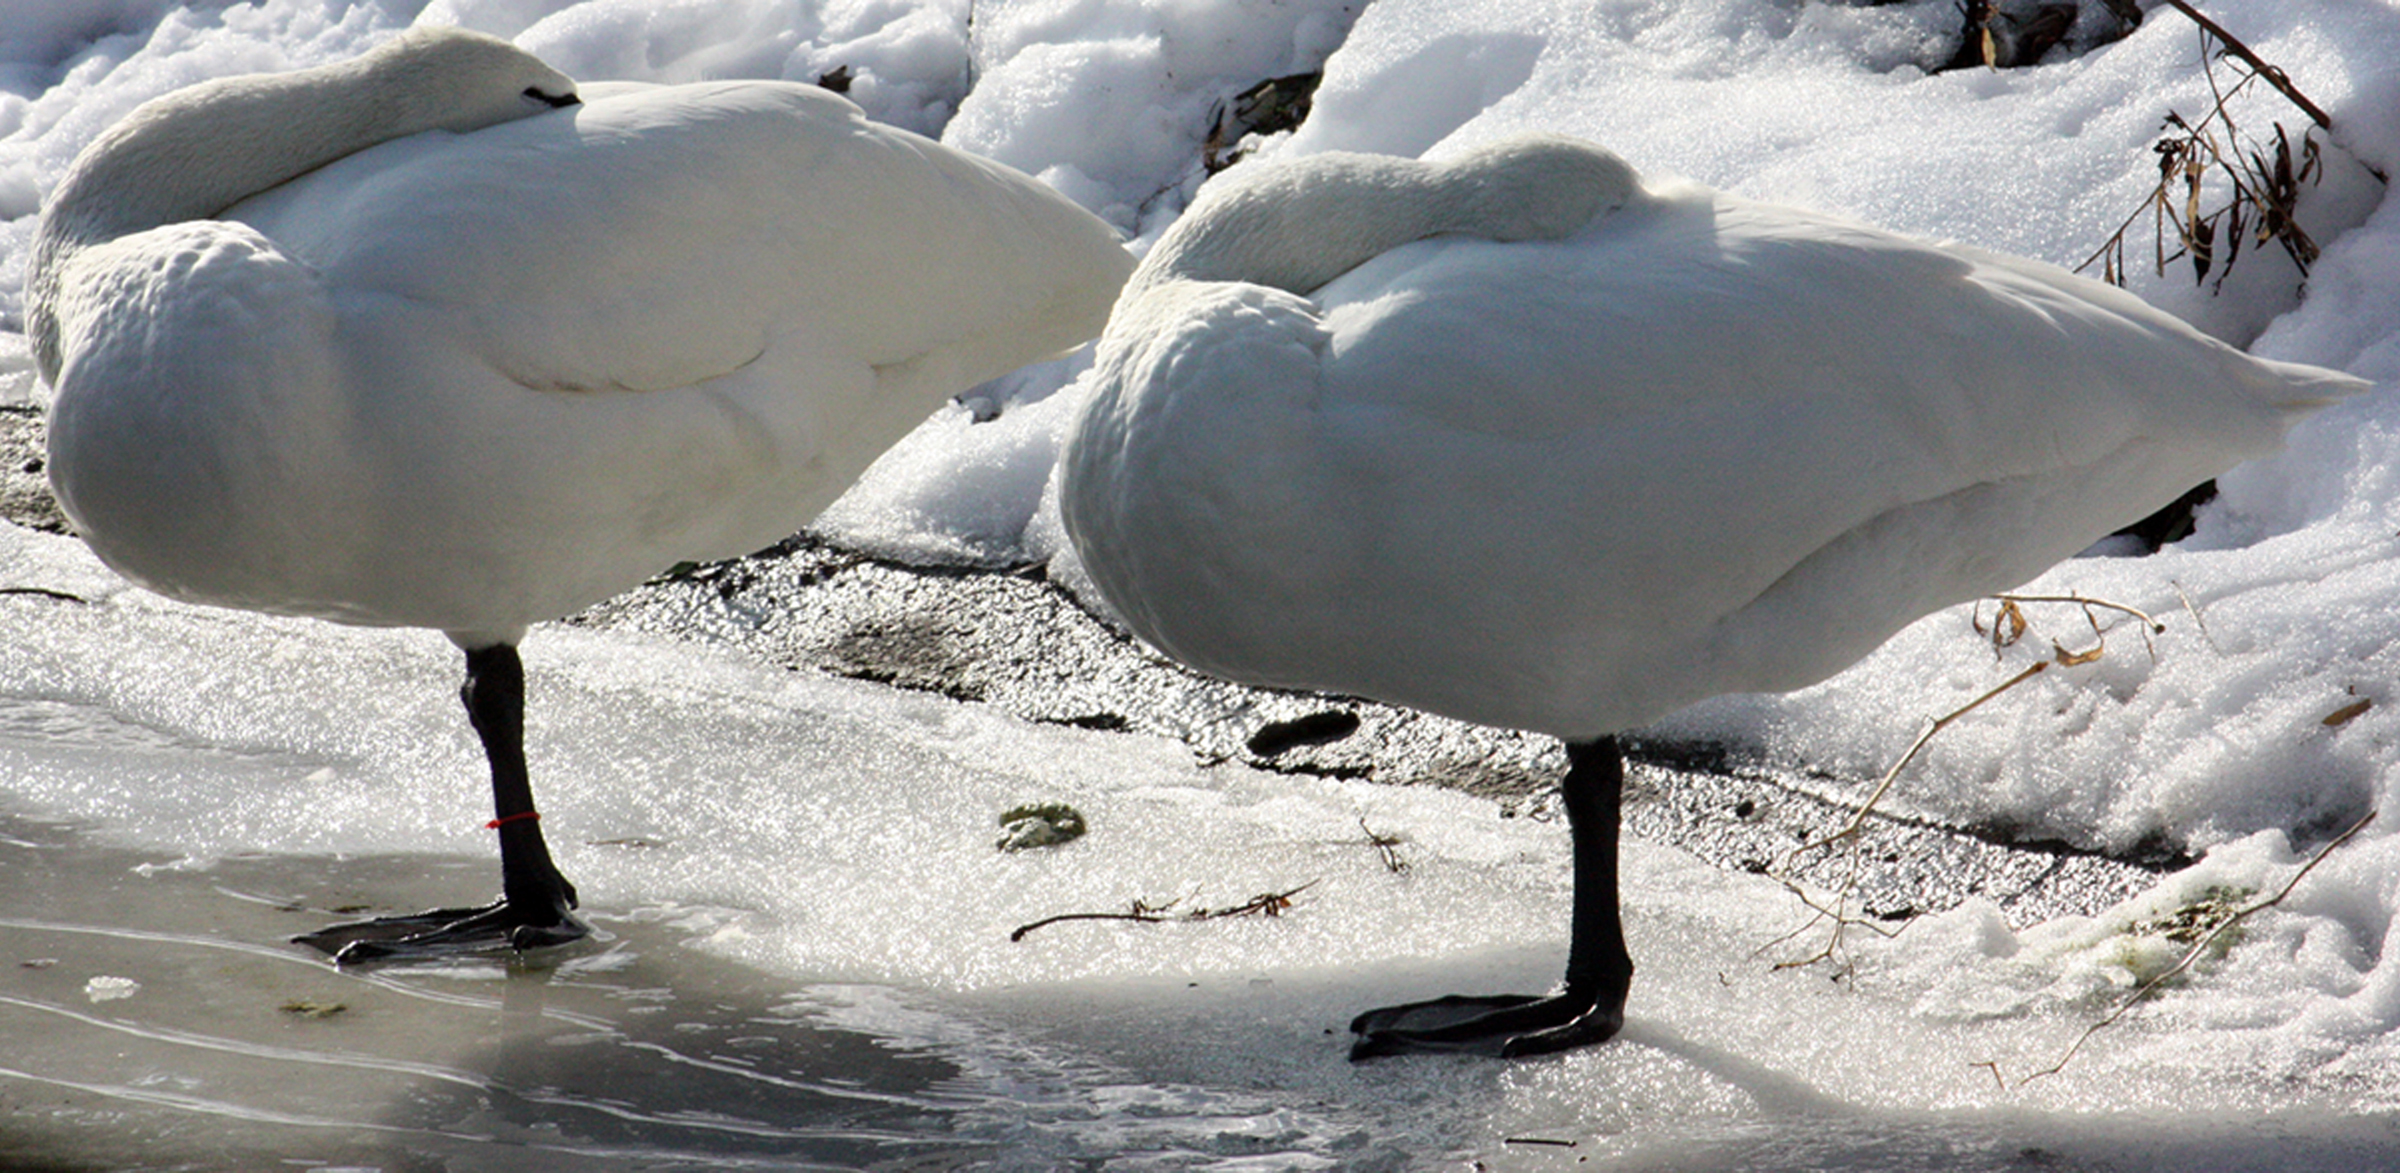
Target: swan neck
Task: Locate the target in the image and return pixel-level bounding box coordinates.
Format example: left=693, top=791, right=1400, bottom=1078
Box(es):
left=1131, top=154, right=1464, bottom=299
left=41, top=57, right=407, bottom=252
left=1128, top=137, right=1638, bottom=301
left=26, top=42, right=528, bottom=382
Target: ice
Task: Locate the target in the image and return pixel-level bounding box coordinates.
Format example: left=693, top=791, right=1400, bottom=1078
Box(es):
left=7, top=520, right=2400, bottom=1166
left=8, top=0, right=2400, bottom=1165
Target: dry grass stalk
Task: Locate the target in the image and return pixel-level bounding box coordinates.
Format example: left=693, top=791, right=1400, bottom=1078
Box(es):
left=1767, top=593, right=2162, bottom=976
left=2167, top=581, right=2221, bottom=653
left=2078, top=9, right=2359, bottom=291
left=0, top=586, right=89, bottom=603
left=2005, top=807, right=2377, bottom=1087
left=2154, top=0, right=2332, bottom=129
left=1360, top=818, right=1410, bottom=873
left=1760, top=652, right=2061, bottom=977
left=1010, top=882, right=1318, bottom=942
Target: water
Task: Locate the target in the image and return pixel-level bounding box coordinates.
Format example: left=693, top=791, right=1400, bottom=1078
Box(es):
left=11, top=810, right=2400, bottom=1171
left=2, top=812, right=1418, bottom=1171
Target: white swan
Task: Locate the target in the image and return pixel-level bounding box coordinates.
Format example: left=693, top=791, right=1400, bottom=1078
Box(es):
left=1058, top=134, right=2367, bottom=1058
left=30, top=27, right=1135, bottom=962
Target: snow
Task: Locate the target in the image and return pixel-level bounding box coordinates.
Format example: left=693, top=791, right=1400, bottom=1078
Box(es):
left=6, top=0, right=2400, bottom=1166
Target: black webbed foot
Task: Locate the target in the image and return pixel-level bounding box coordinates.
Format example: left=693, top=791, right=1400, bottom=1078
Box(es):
left=1348, top=988, right=1624, bottom=1059
left=295, top=643, right=587, bottom=966
left=1348, top=737, right=1632, bottom=1061
left=294, top=890, right=586, bottom=965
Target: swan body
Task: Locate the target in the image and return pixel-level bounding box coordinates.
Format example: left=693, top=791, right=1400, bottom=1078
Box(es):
left=37, top=27, right=1133, bottom=649
left=1059, top=134, right=2365, bottom=1055
left=30, top=27, right=1133, bottom=960
left=1063, top=134, right=2360, bottom=741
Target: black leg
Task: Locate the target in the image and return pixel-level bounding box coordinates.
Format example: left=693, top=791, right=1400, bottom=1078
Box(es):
left=462, top=643, right=580, bottom=922
left=294, top=643, right=588, bottom=964
left=1349, top=735, right=1632, bottom=1059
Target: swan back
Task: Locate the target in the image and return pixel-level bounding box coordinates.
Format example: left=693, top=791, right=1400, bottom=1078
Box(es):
left=1130, top=134, right=1638, bottom=301
left=28, top=27, right=577, bottom=381
left=38, top=55, right=1129, bottom=646
left=1063, top=134, right=2368, bottom=740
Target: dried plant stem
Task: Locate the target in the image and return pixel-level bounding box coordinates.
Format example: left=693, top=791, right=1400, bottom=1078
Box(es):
left=1770, top=592, right=2154, bottom=973
left=1010, top=882, right=1317, bottom=942
left=1760, top=869, right=1909, bottom=974
left=2011, top=808, right=2377, bottom=1086
left=1359, top=818, right=1409, bottom=873
left=2076, top=6, right=2369, bottom=288
left=2168, top=581, right=2221, bottom=654
left=1992, top=594, right=2165, bottom=635
left=2155, top=0, right=2332, bottom=129
left=1759, top=655, right=2059, bottom=975
left=0, top=586, right=87, bottom=603
left=1820, top=658, right=2056, bottom=856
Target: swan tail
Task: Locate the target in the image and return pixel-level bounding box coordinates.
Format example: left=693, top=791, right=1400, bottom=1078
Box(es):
left=2251, top=356, right=2375, bottom=420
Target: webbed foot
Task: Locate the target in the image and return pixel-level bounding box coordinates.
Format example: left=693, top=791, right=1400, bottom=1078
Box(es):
left=1348, top=987, right=1624, bottom=1059
left=294, top=890, right=586, bottom=965
left=1349, top=736, right=1632, bottom=1061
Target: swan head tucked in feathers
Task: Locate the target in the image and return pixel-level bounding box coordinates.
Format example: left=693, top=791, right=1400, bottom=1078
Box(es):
left=1127, top=133, right=1640, bottom=300
left=363, top=26, right=582, bottom=137
left=27, top=27, right=578, bottom=383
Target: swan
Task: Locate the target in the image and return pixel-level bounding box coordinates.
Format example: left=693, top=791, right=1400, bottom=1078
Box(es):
left=1057, top=134, right=2367, bottom=1059
left=29, top=27, right=1134, bottom=963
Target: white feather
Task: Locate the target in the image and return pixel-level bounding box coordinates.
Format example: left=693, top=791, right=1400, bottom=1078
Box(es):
left=33, top=28, right=1134, bottom=648
left=1061, top=134, right=2364, bottom=739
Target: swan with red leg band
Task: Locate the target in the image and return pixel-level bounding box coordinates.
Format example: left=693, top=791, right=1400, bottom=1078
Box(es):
left=31, top=27, right=1133, bottom=962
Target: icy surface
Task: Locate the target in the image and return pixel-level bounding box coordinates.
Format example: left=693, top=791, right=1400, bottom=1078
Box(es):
left=7, top=0, right=2400, bottom=1166
left=6, top=523, right=2400, bottom=1167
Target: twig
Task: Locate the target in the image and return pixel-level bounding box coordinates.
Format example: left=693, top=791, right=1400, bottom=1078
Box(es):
left=1760, top=872, right=1911, bottom=976
left=1806, top=656, right=2057, bottom=858
left=1979, top=591, right=2160, bottom=660
left=1359, top=818, right=1409, bottom=873
left=2155, top=0, right=2332, bottom=129
left=2076, top=13, right=2360, bottom=290
left=1992, top=593, right=2166, bottom=636
left=1771, top=618, right=2122, bottom=975
left=2168, top=581, right=2220, bottom=654
left=0, top=586, right=88, bottom=604
left=1765, top=657, right=2050, bottom=973
left=2010, top=807, right=2377, bottom=1086
left=1010, top=882, right=1318, bottom=942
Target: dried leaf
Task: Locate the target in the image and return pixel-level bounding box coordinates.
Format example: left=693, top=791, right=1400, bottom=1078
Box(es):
left=2323, top=698, right=2373, bottom=728
left=1990, top=598, right=2029, bottom=649
left=2052, top=641, right=2104, bottom=668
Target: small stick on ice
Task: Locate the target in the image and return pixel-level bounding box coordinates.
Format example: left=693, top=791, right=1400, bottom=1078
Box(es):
left=0, top=586, right=88, bottom=603
left=1010, top=882, right=1318, bottom=942
left=1359, top=818, right=1409, bottom=874
left=1771, top=592, right=2152, bottom=973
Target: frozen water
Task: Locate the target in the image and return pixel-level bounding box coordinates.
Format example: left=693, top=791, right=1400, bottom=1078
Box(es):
left=8, top=0, right=2400, bottom=1166
left=7, top=524, right=2400, bottom=1167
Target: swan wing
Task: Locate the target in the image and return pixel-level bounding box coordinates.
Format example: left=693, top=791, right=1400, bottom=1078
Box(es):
left=1069, top=187, right=2354, bottom=736
left=42, top=221, right=373, bottom=615
left=226, top=81, right=1129, bottom=397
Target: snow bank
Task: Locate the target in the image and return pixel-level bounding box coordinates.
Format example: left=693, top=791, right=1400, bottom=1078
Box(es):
left=8, top=0, right=2400, bottom=1134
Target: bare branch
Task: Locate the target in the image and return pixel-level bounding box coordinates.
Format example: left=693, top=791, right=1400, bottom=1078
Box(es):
left=0, top=586, right=88, bottom=604
left=2155, top=0, right=2333, bottom=129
